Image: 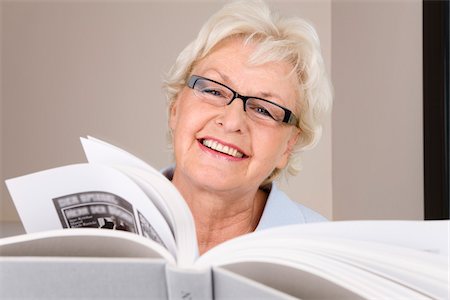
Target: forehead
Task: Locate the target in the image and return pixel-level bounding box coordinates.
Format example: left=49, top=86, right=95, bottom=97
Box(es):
left=191, top=38, right=299, bottom=108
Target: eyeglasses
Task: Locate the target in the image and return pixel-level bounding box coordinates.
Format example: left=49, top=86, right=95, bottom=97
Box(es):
left=187, top=75, right=299, bottom=127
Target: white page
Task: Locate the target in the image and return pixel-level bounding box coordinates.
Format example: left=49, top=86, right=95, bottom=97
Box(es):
left=199, top=238, right=447, bottom=299
left=196, top=220, right=449, bottom=299
left=80, top=137, right=179, bottom=229
left=80, top=136, right=198, bottom=266
left=215, top=258, right=430, bottom=300
left=116, top=166, right=198, bottom=266
left=5, top=163, right=177, bottom=257
left=306, top=241, right=448, bottom=298
left=83, top=136, right=155, bottom=171
left=0, top=228, right=175, bottom=263
left=236, top=220, right=449, bottom=255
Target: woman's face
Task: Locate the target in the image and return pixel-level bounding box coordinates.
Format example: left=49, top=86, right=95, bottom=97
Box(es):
left=169, top=38, right=300, bottom=194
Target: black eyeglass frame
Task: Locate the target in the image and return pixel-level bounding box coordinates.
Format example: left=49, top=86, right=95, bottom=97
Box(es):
left=187, top=75, right=299, bottom=126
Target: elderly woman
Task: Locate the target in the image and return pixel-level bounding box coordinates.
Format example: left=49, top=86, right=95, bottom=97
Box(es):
left=163, top=0, right=332, bottom=254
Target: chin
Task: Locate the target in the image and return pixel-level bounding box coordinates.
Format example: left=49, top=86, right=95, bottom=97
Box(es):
left=192, top=170, right=244, bottom=192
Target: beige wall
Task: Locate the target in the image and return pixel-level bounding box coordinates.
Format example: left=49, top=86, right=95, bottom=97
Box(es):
left=275, top=1, right=332, bottom=219
left=0, top=1, right=3, bottom=217
left=331, top=0, right=423, bottom=220
left=0, top=1, right=333, bottom=221
left=1, top=0, right=423, bottom=223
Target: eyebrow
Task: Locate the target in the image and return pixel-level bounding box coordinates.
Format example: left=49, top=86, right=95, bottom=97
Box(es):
left=207, top=69, right=285, bottom=103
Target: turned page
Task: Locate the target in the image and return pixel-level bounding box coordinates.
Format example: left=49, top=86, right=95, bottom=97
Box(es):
left=5, top=163, right=177, bottom=257
left=81, top=136, right=198, bottom=266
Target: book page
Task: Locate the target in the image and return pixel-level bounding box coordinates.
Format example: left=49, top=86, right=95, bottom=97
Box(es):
left=201, top=239, right=448, bottom=299
left=249, top=220, right=449, bottom=255
left=5, top=163, right=177, bottom=258
left=81, top=136, right=198, bottom=267
left=196, top=220, right=449, bottom=299
left=81, top=137, right=178, bottom=229
left=0, top=228, right=175, bottom=263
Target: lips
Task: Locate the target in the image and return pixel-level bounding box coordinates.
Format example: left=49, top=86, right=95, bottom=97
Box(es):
left=200, top=138, right=245, bottom=158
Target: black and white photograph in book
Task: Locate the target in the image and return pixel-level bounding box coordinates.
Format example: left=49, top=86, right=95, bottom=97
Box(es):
left=53, top=191, right=138, bottom=233
left=0, top=0, right=448, bottom=299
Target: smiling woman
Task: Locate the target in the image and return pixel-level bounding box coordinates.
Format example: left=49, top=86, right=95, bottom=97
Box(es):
left=162, top=0, right=332, bottom=254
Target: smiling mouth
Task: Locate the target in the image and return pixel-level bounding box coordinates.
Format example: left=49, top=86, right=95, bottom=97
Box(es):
left=200, top=139, right=245, bottom=158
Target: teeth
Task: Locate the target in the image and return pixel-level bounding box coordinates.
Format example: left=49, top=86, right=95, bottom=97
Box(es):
left=202, top=139, right=244, bottom=158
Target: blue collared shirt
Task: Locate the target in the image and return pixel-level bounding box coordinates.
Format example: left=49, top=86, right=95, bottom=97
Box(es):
left=256, top=183, right=327, bottom=230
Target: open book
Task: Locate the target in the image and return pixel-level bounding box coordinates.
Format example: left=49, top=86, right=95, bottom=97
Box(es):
left=1, top=137, right=449, bottom=299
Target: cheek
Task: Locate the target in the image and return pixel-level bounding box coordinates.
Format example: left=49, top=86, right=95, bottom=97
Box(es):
left=171, top=98, right=193, bottom=132
left=170, top=90, right=196, bottom=130
left=252, top=130, right=289, bottom=161
left=177, top=98, right=222, bottom=134
left=171, top=100, right=212, bottom=145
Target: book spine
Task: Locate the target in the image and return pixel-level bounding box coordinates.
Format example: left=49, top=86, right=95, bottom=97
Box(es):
left=165, top=265, right=213, bottom=300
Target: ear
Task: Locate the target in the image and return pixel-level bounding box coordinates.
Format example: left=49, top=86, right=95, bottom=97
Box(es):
left=276, top=128, right=300, bottom=170
left=169, top=100, right=179, bottom=132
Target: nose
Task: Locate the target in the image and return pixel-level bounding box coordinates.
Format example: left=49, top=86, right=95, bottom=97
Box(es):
left=217, top=97, right=248, bottom=133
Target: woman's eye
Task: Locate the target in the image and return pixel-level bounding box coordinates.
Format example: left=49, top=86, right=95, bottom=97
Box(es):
left=256, top=107, right=272, bottom=117
left=249, top=105, right=274, bottom=119
left=202, top=88, right=225, bottom=97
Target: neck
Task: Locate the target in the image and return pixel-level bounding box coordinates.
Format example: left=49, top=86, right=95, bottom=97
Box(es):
left=172, top=172, right=267, bottom=255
